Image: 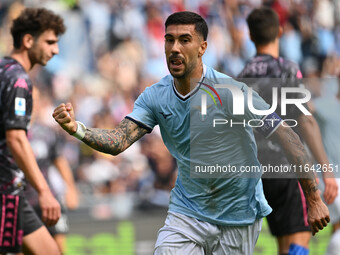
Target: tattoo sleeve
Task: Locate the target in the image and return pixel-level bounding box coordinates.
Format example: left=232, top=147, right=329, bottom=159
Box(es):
left=270, top=125, right=319, bottom=200
left=82, top=118, right=148, bottom=155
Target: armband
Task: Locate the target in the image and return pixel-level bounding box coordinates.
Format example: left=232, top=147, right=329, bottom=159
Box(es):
left=256, top=112, right=282, bottom=138
left=72, top=121, right=86, bottom=140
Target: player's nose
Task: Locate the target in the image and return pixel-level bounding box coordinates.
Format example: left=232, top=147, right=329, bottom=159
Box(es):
left=171, top=40, right=180, bottom=54
left=52, top=44, right=59, bottom=55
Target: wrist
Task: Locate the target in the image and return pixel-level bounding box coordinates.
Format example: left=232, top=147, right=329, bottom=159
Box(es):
left=323, top=170, right=335, bottom=179
left=306, top=191, right=322, bottom=206
left=36, top=186, right=52, bottom=196
left=72, top=121, right=86, bottom=140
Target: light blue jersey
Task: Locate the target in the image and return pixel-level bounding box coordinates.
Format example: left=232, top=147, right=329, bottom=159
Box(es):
left=127, top=65, right=272, bottom=226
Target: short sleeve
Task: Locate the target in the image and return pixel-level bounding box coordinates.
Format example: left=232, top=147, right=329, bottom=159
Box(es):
left=243, top=85, right=270, bottom=121
left=2, top=77, right=32, bottom=131
left=282, top=66, right=306, bottom=120
left=126, top=87, right=157, bottom=132
left=223, top=81, right=269, bottom=121
left=226, top=82, right=280, bottom=138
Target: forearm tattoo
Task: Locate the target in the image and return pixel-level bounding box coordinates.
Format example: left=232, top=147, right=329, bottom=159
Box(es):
left=274, top=127, right=318, bottom=196
left=82, top=118, right=148, bottom=155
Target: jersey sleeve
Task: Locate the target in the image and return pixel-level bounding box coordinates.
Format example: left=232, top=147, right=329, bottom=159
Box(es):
left=126, top=87, right=157, bottom=133
left=223, top=80, right=270, bottom=121
left=282, top=65, right=306, bottom=120
left=243, top=85, right=270, bottom=121
left=2, top=76, right=32, bottom=131
left=242, top=84, right=285, bottom=138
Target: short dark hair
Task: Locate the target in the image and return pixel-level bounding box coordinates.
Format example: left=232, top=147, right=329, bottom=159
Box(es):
left=11, top=8, right=66, bottom=49
left=247, top=7, right=279, bottom=46
left=165, top=11, right=208, bottom=41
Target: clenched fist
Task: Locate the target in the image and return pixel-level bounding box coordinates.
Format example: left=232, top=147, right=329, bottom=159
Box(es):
left=52, top=103, right=77, bottom=135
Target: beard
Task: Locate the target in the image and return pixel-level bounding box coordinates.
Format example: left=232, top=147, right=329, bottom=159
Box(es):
left=28, top=47, right=48, bottom=66
left=170, top=70, right=187, bottom=79
left=168, top=60, right=196, bottom=79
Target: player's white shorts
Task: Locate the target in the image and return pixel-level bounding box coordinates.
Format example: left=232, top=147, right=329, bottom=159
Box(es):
left=154, top=211, right=262, bottom=255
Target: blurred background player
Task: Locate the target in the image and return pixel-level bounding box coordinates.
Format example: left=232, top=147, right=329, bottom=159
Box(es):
left=308, top=57, right=340, bottom=255
left=22, top=88, right=79, bottom=254
left=0, top=8, right=65, bottom=255
left=238, top=7, right=338, bottom=255
left=139, top=134, right=177, bottom=209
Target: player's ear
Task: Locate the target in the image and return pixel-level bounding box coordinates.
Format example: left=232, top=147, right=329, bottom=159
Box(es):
left=198, top=41, right=207, bottom=58
left=22, top=34, right=34, bottom=49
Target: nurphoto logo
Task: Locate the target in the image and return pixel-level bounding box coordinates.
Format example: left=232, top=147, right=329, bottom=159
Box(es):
left=199, top=83, right=312, bottom=128
left=201, top=84, right=311, bottom=116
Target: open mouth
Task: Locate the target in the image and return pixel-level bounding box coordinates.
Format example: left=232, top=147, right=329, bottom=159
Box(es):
left=170, top=58, right=184, bottom=69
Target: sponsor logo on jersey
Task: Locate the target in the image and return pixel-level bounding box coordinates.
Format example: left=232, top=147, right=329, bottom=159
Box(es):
left=13, top=78, right=29, bottom=90
left=159, top=112, right=173, bottom=119
left=15, top=97, right=26, bottom=116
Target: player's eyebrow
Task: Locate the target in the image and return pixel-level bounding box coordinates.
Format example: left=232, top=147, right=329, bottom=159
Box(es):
left=164, top=33, right=193, bottom=38
left=46, top=39, right=58, bottom=44
left=179, top=34, right=192, bottom=38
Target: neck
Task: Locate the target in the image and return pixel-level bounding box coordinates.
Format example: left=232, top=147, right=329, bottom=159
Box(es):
left=256, top=39, right=279, bottom=59
left=174, top=62, right=203, bottom=96
left=10, top=49, right=32, bottom=72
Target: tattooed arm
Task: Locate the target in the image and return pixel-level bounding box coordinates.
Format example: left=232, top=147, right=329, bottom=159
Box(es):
left=82, top=118, right=148, bottom=155
left=52, top=103, right=148, bottom=155
left=269, top=125, right=330, bottom=235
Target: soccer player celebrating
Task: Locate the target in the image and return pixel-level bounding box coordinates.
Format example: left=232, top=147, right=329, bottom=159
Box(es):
left=53, top=11, right=329, bottom=254
left=0, top=8, right=65, bottom=255
left=238, top=7, right=338, bottom=255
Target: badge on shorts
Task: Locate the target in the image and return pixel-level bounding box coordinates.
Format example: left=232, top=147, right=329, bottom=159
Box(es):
left=15, top=97, right=26, bottom=116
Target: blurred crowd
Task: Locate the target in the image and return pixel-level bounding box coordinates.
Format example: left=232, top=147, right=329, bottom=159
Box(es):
left=0, top=0, right=340, bottom=215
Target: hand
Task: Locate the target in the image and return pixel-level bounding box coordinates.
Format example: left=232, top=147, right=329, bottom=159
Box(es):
left=308, top=198, right=330, bottom=236
left=38, top=191, right=61, bottom=226
left=323, top=177, right=338, bottom=204
left=52, top=103, right=77, bottom=135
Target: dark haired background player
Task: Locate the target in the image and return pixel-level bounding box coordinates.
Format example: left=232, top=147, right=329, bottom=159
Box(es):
left=238, top=7, right=338, bottom=255
left=53, top=11, right=329, bottom=254
left=23, top=88, right=79, bottom=254
left=0, top=8, right=65, bottom=255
